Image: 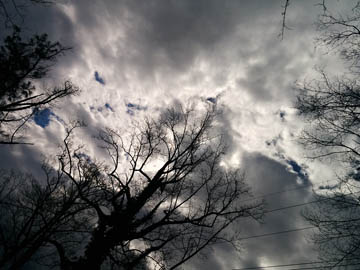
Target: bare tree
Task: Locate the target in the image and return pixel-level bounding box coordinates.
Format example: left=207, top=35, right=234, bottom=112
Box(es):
left=295, top=1, right=360, bottom=171
left=302, top=188, right=360, bottom=269
left=0, top=166, right=91, bottom=269
left=0, top=0, right=54, bottom=27
left=0, top=105, right=263, bottom=269
left=279, top=0, right=291, bottom=40
left=294, top=1, right=360, bottom=268
left=315, top=1, right=360, bottom=70
left=0, top=26, right=79, bottom=144
left=296, top=69, right=360, bottom=161
left=297, top=71, right=360, bottom=268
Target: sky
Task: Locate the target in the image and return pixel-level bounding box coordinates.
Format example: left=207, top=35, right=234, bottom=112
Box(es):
left=0, top=0, right=358, bottom=269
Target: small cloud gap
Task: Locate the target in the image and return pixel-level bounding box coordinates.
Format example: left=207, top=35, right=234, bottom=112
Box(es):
left=279, top=110, right=286, bottom=120
left=126, top=102, right=147, bottom=116
left=286, top=159, right=308, bottom=183
left=347, top=160, right=360, bottom=182
left=73, top=152, right=92, bottom=163
left=266, top=140, right=310, bottom=184
left=319, top=183, right=339, bottom=190
left=206, top=97, right=216, bottom=104
left=89, top=103, right=114, bottom=113
left=33, top=108, right=64, bottom=128
left=265, top=134, right=282, bottom=147
left=94, top=71, right=105, bottom=85
left=105, top=103, right=114, bottom=112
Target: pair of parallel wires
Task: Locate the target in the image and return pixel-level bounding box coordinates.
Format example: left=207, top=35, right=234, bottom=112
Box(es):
left=225, top=179, right=360, bottom=270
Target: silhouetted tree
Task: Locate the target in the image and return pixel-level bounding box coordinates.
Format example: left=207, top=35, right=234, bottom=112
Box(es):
left=0, top=105, right=263, bottom=269
left=0, top=0, right=54, bottom=26
left=294, top=1, right=360, bottom=268
left=0, top=26, right=78, bottom=144
left=302, top=190, right=360, bottom=269
left=0, top=167, right=91, bottom=269
left=297, top=70, right=360, bottom=268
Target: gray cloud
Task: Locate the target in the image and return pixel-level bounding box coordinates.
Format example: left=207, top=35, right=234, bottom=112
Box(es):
left=0, top=0, right=352, bottom=269
left=232, top=152, right=315, bottom=268
left=182, top=152, right=315, bottom=269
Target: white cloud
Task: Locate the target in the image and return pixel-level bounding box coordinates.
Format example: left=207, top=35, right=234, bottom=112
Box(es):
left=0, top=0, right=355, bottom=269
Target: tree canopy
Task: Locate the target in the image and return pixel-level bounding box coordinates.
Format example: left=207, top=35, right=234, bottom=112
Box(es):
left=0, top=105, right=263, bottom=269
left=294, top=1, right=360, bottom=268
left=0, top=26, right=78, bottom=144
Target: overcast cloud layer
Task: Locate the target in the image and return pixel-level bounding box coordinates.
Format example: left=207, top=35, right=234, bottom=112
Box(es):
left=0, top=0, right=357, bottom=269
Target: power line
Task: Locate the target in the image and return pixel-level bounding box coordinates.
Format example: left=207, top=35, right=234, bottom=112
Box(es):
left=238, top=226, right=315, bottom=241
left=210, top=226, right=317, bottom=246
left=232, top=260, right=360, bottom=270
left=286, top=262, right=360, bottom=270
left=257, top=190, right=360, bottom=216
left=252, top=197, right=327, bottom=217
left=240, top=183, right=314, bottom=203
left=232, top=261, right=324, bottom=270
left=240, top=177, right=353, bottom=204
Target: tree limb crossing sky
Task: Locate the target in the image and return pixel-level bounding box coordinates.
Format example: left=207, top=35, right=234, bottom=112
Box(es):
left=0, top=0, right=357, bottom=269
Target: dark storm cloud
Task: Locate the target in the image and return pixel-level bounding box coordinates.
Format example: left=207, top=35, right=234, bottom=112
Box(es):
left=233, top=153, right=315, bottom=268
left=3, top=0, right=321, bottom=101
left=183, top=152, right=315, bottom=269
left=237, top=38, right=314, bottom=103
left=42, top=0, right=284, bottom=83
left=5, top=0, right=318, bottom=103
left=119, top=0, right=294, bottom=83
left=0, top=144, right=46, bottom=178
left=122, top=0, right=242, bottom=71
left=0, top=1, right=341, bottom=269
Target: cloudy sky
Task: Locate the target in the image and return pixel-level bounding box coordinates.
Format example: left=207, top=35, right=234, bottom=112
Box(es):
left=1, top=0, right=357, bottom=269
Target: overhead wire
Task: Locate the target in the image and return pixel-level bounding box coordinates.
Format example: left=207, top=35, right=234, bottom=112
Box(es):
left=239, top=177, right=356, bottom=204
left=227, top=187, right=360, bottom=268
left=232, top=259, right=360, bottom=270
left=238, top=226, right=315, bottom=241
left=244, top=190, right=360, bottom=217
left=227, top=175, right=360, bottom=269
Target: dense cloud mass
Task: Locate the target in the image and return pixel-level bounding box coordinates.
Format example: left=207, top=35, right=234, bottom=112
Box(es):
left=0, top=0, right=357, bottom=269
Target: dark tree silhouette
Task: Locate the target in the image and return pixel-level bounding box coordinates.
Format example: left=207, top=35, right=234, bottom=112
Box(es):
left=0, top=26, right=78, bottom=144
left=297, top=70, right=360, bottom=268
left=302, top=190, right=360, bottom=269
left=0, top=105, right=263, bottom=269
left=0, top=0, right=54, bottom=26
left=294, top=1, right=360, bottom=268
left=296, top=69, right=360, bottom=160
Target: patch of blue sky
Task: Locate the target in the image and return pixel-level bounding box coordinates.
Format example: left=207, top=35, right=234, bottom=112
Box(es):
left=33, top=108, right=64, bottom=128
left=126, top=103, right=146, bottom=110
left=206, top=97, right=216, bottom=104
left=287, top=159, right=308, bottom=182
left=126, top=109, right=135, bottom=116
left=279, top=111, right=286, bottom=120
left=94, top=71, right=105, bottom=85
left=34, top=108, right=52, bottom=128
left=74, top=152, right=92, bottom=163
left=90, top=103, right=114, bottom=113
left=126, top=102, right=147, bottom=116
left=105, top=103, right=114, bottom=112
